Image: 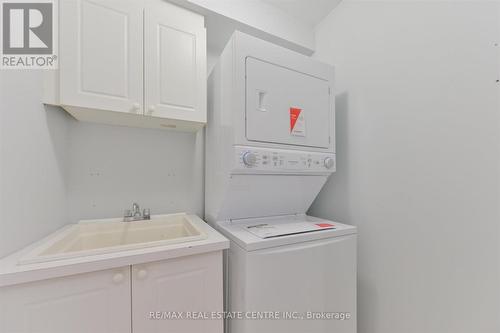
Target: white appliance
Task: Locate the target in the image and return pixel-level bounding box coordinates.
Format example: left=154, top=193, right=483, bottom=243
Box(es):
left=206, top=31, right=356, bottom=333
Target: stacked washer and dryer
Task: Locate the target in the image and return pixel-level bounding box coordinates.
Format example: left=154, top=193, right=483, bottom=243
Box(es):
left=205, top=31, right=357, bottom=333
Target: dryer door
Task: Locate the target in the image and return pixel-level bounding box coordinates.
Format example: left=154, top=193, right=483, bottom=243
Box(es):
left=245, top=57, right=332, bottom=149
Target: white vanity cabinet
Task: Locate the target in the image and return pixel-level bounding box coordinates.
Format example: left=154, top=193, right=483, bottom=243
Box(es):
left=0, top=252, right=224, bottom=333
left=0, top=267, right=132, bottom=333
left=132, top=251, right=223, bottom=333
left=45, top=0, right=206, bottom=131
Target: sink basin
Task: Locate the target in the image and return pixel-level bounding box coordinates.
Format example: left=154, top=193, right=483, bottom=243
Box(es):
left=19, top=213, right=207, bottom=265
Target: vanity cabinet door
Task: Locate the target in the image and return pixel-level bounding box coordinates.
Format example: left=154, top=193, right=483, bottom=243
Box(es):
left=132, top=251, right=224, bottom=333
left=144, top=0, right=207, bottom=124
left=59, top=0, right=144, bottom=115
left=0, top=267, right=131, bottom=333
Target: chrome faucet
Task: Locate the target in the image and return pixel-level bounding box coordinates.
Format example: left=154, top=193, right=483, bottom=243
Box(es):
left=123, top=202, right=151, bottom=222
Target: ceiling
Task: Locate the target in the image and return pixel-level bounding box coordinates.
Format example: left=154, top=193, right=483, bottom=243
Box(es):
left=261, top=0, right=343, bottom=27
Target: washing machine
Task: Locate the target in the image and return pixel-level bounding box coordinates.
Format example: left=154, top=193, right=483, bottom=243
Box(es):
left=205, top=31, right=356, bottom=333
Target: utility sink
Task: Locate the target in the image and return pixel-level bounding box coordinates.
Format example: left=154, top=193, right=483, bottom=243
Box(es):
left=19, top=213, right=207, bottom=265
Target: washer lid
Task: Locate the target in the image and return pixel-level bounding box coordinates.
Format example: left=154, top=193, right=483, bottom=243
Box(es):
left=215, top=214, right=357, bottom=251
left=245, top=220, right=335, bottom=239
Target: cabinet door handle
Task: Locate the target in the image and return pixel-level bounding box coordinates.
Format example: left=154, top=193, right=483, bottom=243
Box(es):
left=131, top=103, right=141, bottom=113
left=112, top=272, right=125, bottom=284
left=147, top=106, right=155, bottom=115
left=137, top=269, right=148, bottom=280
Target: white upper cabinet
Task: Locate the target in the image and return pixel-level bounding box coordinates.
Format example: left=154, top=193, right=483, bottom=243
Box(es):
left=145, top=2, right=206, bottom=123
left=46, top=0, right=206, bottom=131
left=60, top=0, right=143, bottom=115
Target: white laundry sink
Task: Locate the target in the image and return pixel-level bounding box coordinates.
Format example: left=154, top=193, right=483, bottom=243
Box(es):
left=19, top=213, right=207, bottom=265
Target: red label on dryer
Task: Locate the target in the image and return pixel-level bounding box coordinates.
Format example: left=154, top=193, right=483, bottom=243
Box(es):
left=316, top=223, right=334, bottom=228
left=290, top=107, right=306, bottom=137
left=290, top=107, right=301, bottom=130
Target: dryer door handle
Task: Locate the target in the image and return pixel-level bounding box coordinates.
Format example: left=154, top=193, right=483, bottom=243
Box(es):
left=257, top=90, right=267, bottom=112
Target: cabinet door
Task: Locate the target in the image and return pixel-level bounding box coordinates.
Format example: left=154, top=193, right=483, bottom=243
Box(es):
left=132, top=251, right=223, bottom=333
left=144, top=1, right=207, bottom=123
left=0, top=267, right=131, bottom=333
left=60, top=0, right=143, bottom=115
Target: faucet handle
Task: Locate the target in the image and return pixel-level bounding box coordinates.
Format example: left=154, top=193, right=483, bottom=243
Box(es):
left=143, top=208, right=151, bottom=219
left=124, top=209, right=132, bottom=217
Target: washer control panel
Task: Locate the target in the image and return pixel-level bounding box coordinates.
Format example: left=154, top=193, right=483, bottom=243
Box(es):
left=234, top=146, right=336, bottom=173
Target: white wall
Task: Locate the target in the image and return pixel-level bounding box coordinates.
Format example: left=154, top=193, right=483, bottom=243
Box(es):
left=67, top=122, right=204, bottom=222
left=172, top=0, right=317, bottom=55
left=0, top=71, right=70, bottom=258
left=310, top=1, right=500, bottom=333
left=0, top=73, right=204, bottom=258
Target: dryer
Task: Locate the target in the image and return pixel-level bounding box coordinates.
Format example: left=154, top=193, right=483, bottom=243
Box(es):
left=206, top=31, right=356, bottom=333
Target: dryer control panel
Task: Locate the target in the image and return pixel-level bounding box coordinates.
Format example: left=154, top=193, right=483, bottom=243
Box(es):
left=233, top=146, right=336, bottom=173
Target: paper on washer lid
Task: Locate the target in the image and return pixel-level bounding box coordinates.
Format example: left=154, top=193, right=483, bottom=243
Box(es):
left=244, top=221, right=335, bottom=239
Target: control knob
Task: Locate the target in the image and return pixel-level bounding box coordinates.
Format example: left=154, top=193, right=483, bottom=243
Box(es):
left=324, top=157, right=335, bottom=169
left=242, top=152, right=257, bottom=167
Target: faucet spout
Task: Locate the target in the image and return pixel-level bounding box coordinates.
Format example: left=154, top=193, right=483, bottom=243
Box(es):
left=124, top=202, right=151, bottom=222
left=132, top=203, right=141, bottom=217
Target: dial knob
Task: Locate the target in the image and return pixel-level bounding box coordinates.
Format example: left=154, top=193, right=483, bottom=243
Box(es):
left=324, top=157, right=335, bottom=169
left=242, top=152, right=257, bottom=167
